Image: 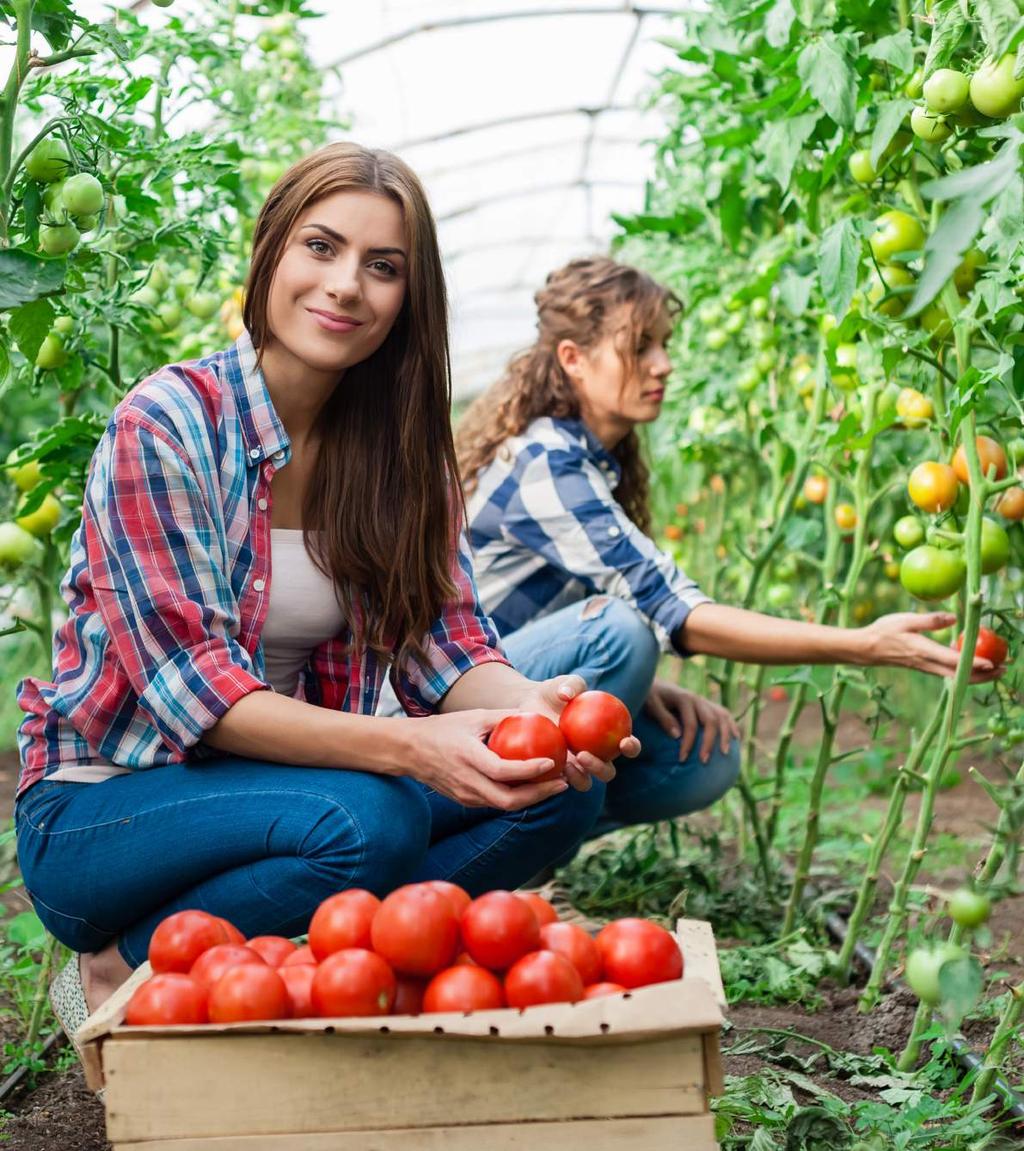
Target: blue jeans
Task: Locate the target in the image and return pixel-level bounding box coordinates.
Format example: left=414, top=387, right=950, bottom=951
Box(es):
left=15, top=758, right=604, bottom=968
left=501, top=596, right=740, bottom=837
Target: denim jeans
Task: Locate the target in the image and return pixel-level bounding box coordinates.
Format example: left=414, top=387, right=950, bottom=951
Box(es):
left=15, top=757, right=605, bottom=968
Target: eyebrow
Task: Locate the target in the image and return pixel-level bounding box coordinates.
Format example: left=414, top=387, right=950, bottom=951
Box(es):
left=300, top=223, right=407, bottom=259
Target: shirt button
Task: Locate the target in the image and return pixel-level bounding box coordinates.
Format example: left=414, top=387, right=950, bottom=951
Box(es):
left=607, top=526, right=621, bottom=538
left=272, top=450, right=285, bottom=461
left=248, top=448, right=260, bottom=460
left=253, top=578, right=266, bottom=593
left=257, top=498, right=268, bottom=511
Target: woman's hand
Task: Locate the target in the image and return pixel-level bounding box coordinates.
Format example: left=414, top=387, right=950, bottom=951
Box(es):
left=643, top=679, right=740, bottom=763
left=513, top=674, right=641, bottom=793
left=404, top=709, right=571, bottom=810
left=861, top=612, right=1004, bottom=682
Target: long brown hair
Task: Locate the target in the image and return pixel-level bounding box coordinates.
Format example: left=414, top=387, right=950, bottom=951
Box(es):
left=455, top=256, right=680, bottom=535
left=244, top=142, right=457, bottom=674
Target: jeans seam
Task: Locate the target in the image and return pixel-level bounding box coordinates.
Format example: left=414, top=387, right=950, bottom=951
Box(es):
left=435, top=807, right=530, bottom=883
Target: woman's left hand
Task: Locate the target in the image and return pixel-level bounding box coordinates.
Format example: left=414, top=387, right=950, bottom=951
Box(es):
left=515, top=675, right=641, bottom=792
left=643, top=678, right=740, bottom=763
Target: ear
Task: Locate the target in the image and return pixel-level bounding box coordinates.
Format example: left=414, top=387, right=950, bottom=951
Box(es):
left=556, top=338, right=584, bottom=380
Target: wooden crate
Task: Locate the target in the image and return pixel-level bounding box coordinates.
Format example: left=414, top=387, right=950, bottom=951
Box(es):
left=79, top=919, right=725, bottom=1151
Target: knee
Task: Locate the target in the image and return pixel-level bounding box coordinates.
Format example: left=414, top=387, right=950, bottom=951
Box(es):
left=579, top=597, right=659, bottom=712
left=546, top=777, right=608, bottom=849
left=709, top=737, right=741, bottom=803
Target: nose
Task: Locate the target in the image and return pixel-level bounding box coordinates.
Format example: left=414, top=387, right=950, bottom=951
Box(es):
left=651, top=349, right=672, bottom=379
left=325, top=256, right=362, bottom=305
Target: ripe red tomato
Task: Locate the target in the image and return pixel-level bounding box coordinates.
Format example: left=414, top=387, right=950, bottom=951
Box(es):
left=371, top=886, right=460, bottom=977
left=516, top=892, right=559, bottom=925
left=281, top=943, right=316, bottom=967
left=278, top=964, right=317, bottom=1018
left=189, top=944, right=266, bottom=990
left=308, top=889, right=381, bottom=961
left=208, top=964, right=290, bottom=1023
left=420, top=880, right=472, bottom=917
left=767, top=685, right=788, bottom=703
left=423, top=965, right=506, bottom=1013
left=311, top=949, right=396, bottom=1017
left=246, top=936, right=298, bottom=967
left=582, top=981, right=627, bottom=999
left=488, top=713, right=568, bottom=781
left=558, top=690, right=632, bottom=761
left=595, top=919, right=683, bottom=988
left=453, top=951, right=477, bottom=966
left=505, top=951, right=584, bottom=1007
left=149, top=910, right=231, bottom=974
left=539, top=922, right=602, bottom=985
left=460, top=891, right=541, bottom=971
left=393, top=975, right=427, bottom=1015
left=216, top=918, right=246, bottom=946
left=125, top=973, right=209, bottom=1026
left=957, top=626, right=1009, bottom=666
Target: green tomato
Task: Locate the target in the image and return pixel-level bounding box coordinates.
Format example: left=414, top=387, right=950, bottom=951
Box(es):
left=1007, top=437, right=1024, bottom=466
left=151, top=0, right=174, bottom=6
left=76, top=213, right=100, bottom=233
left=60, top=172, right=104, bottom=216
left=911, top=106, right=952, bottom=142
left=1008, top=727, right=1024, bottom=746
left=0, top=521, right=42, bottom=568
left=755, top=350, right=775, bottom=374
left=696, top=301, right=722, bottom=327
left=276, top=36, right=303, bottom=60
left=5, top=451, right=43, bottom=493
left=25, top=137, right=71, bottom=183
left=705, top=327, right=728, bottom=351
left=893, top=515, right=925, bottom=550
left=867, top=265, right=914, bottom=317
left=900, top=545, right=966, bottom=601
left=923, top=68, right=970, bottom=114
left=724, top=311, right=744, bottom=335
left=749, top=297, right=769, bottom=319
left=148, top=260, right=172, bottom=293
left=186, top=291, right=220, bottom=319
left=16, top=492, right=62, bottom=537
left=737, top=366, right=761, bottom=394
left=42, top=179, right=66, bottom=213
left=765, top=583, right=795, bottom=609
left=980, top=517, right=1010, bottom=574
left=35, top=332, right=68, bottom=370
left=905, top=67, right=925, bottom=99
left=53, top=315, right=74, bottom=336
left=153, top=302, right=182, bottom=332
left=969, top=55, right=1024, bottom=118
left=953, top=248, right=987, bottom=293
left=848, top=149, right=878, bottom=184
left=869, top=210, right=926, bottom=265
left=39, top=220, right=80, bottom=255
left=904, top=942, right=967, bottom=1005
left=131, top=284, right=161, bottom=309
left=948, top=888, right=991, bottom=929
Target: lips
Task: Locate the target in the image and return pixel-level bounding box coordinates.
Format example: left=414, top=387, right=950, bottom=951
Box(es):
left=307, top=308, right=364, bottom=333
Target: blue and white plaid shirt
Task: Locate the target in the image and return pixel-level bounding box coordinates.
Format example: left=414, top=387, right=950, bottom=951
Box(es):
left=464, top=417, right=711, bottom=652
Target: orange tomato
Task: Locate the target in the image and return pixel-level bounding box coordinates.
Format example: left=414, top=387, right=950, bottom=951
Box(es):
left=952, top=436, right=1007, bottom=484
left=995, top=485, right=1024, bottom=521
left=834, top=503, right=857, bottom=533
left=908, top=462, right=959, bottom=514
left=803, top=475, right=828, bottom=505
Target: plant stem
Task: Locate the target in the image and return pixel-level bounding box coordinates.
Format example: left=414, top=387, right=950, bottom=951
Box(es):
left=766, top=682, right=808, bottom=845
left=970, top=983, right=1023, bottom=1106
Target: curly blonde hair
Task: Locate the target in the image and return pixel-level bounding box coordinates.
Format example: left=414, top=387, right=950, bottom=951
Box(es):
left=455, top=256, right=680, bottom=535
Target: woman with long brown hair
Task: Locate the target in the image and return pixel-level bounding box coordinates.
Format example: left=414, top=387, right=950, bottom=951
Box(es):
left=456, top=255, right=1000, bottom=841
left=15, top=146, right=634, bottom=1044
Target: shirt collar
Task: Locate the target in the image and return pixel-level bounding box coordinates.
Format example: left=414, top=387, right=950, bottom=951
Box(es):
left=553, top=417, right=621, bottom=483
left=224, top=330, right=291, bottom=468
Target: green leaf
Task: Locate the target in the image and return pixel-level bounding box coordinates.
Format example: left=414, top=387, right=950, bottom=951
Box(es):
left=975, top=0, right=1023, bottom=58
left=0, top=338, right=8, bottom=386
left=0, top=250, right=67, bottom=311
left=919, top=139, right=1022, bottom=202
left=794, top=0, right=833, bottom=28
left=798, top=33, right=857, bottom=128
left=924, top=0, right=970, bottom=76
left=760, top=112, right=821, bottom=190
left=778, top=268, right=814, bottom=316
left=870, top=99, right=914, bottom=170
left=904, top=198, right=986, bottom=317
left=819, top=217, right=860, bottom=318
left=865, top=30, right=914, bottom=74
left=612, top=209, right=703, bottom=236
left=765, top=0, right=797, bottom=48
left=9, top=298, right=56, bottom=364
left=719, top=181, right=746, bottom=249
left=6, top=910, right=47, bottom=949
left=938, top=954, right=983, bottom=1028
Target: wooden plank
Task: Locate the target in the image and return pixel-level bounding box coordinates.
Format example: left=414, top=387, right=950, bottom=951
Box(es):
left=676, top=919, right=727, bottom=1008
left=104, top=1033, right=710, bottom=1143
left=112, top=1114, right=718, bottom=1150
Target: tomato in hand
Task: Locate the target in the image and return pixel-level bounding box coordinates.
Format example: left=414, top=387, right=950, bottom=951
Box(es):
left=488, top=714, right=568, bottom=781
left=505, top=951, right=584, bottom=1007
left=246, top=936, right=297, bottom=967
left=208, top=964, right=290, bottom=1023
left=278, top=964, right=317, bottom=1018
left=308, top=889, right=381, bottom=961
left=516, top=892, right=559, bottom=926
left=371, top=885, right=460, bottom=977
left=539, top=922, right=602, bottom=985
left=125, top=973, right=209, bottom=1026
left=558, top=690, right=632, bottom=761
left=583, top=981, right=627, bottom=999
left=422, top=965, right=506, bottom=1013
left=149, top=910, right=231, bottom=974
left=311, top=949, right=396, bottom=1017
left=956, top=627, right=1008, bottom=667
left=190, top=944, right=266, bottom=990
left=595, top=919, right=683, bottom=988
left=460, top=891, right=541, bottom=970
left=282, top=943, right=316, bottom=967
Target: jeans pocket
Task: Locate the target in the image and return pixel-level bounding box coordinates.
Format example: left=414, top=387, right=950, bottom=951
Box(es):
left=14, top=780, right=64, bottom=833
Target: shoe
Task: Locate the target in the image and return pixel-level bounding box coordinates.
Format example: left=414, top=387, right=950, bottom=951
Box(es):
left=49, top=954, right=105, bottom=1100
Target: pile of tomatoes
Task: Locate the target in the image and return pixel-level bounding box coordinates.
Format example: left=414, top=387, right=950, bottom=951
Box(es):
left=124, top=882, right=683, bottom=1027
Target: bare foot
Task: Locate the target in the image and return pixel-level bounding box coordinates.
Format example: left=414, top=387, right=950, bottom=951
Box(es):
left=79, top=939, right=133, bottom=1014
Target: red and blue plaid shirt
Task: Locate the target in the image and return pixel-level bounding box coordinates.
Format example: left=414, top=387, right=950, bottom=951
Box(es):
left=16, top=332, right=508, bottom=798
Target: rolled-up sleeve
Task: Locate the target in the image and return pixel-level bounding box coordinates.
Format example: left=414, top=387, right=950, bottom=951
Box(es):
left=85, top=411, right=267, bottom=757
left=504, top=449, right=712, bottom=653
left=391, top=517, right=511, bottom=716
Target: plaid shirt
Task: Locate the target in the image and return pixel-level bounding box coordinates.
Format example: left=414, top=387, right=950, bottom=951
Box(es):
left=16, top=333, right=508, bottom=798
left=465, top=417, right=711, bottom=651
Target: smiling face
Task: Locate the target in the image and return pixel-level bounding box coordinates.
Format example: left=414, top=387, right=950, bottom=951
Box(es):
left=559, top=303, right=674, bottom=447
left=263, top=189, right=409, bottom=386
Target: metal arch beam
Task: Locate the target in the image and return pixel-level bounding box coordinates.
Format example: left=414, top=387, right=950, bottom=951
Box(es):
left=420, top=134, right=645, bottom=181
left=395, top=103, right=642, bottom=151
left=327, top=5, right=686, bottom=68
left=436, top=177, right=638, bottom=223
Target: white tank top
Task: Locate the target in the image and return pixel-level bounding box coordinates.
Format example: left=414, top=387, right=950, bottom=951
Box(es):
left=261, top=529, right=346, bottom=696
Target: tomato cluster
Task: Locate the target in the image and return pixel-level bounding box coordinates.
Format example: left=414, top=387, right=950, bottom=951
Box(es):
left=125, top=885, right=684, bottom=1027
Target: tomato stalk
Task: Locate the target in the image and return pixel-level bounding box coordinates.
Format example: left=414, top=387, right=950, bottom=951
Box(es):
left=0, top=0, right=34, bottom=241
left=970, top=982, right=1023, bottom=1107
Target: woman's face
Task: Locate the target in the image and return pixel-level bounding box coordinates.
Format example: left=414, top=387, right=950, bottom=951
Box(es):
left=561, top=304, right=674, bottom=439
left=265, top=189, right=408, bottom=381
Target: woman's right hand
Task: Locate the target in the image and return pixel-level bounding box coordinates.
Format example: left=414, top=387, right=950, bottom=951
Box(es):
left=399, top=710, right=571, bottom=810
